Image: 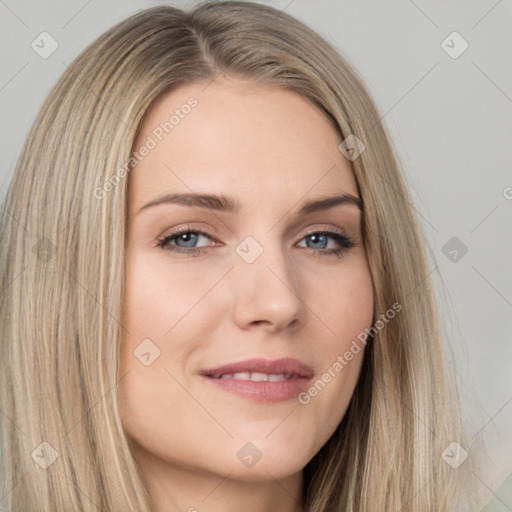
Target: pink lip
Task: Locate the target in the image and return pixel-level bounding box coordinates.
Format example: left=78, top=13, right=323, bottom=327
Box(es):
left=200, top=357, right=314, bottom=378
left=200, top=358, right=314, bottom=403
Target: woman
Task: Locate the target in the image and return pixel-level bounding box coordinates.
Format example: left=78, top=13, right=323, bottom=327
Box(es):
left=0, top=2, right=469, bottom=510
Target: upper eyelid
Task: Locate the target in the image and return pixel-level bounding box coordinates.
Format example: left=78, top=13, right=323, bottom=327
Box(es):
left=161, top=223, right=350, bottom=239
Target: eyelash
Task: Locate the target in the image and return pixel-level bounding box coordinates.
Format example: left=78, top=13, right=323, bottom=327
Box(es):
left=156, top=226, right=355, bottom=257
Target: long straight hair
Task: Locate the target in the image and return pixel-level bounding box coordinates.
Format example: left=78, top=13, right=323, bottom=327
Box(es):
left=0, top=2, right=465, bottom=510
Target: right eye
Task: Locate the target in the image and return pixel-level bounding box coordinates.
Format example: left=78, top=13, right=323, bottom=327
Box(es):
left=156, top=227, right=220, bottom=255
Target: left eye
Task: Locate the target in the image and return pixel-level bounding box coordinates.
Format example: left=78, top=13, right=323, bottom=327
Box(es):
left=297, top=231, right=352, bottom=252
left=156, top=229, right=354, bottom=256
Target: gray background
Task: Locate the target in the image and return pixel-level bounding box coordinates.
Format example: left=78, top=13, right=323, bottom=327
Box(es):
left=1, top=0, right=511, bottom=508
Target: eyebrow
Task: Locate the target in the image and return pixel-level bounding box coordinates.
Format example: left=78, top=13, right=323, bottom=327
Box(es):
left=136, top=191, right=363, bottom=216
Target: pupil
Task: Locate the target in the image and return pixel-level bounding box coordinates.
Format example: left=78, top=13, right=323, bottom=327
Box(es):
left=309, top=234, right=327, bottom=248
left=179, top=233, right=197, bottom=247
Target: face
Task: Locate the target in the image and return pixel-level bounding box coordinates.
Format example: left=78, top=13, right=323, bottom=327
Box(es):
left=118, top=76, right=374, bottom=486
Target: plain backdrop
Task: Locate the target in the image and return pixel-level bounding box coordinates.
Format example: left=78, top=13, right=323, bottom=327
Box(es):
left=1, top=0, right=511, bottom=508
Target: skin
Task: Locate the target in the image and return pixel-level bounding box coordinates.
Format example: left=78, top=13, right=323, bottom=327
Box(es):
left=118, top=76, right=374, bottom=512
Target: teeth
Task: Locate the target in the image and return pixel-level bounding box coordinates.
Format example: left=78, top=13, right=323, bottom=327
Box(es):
left=216, top=372, right=290, bottom=381
left=267, top=373, right=287, bottom=381
left=247, top=372, right=267, bottom=381
left=233, top=371, right=251, bottom=380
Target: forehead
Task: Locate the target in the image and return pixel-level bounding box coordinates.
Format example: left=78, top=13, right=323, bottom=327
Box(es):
left=128, top=77, right=358, bottom=213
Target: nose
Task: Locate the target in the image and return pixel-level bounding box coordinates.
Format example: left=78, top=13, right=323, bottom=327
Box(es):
left=229, top=238, right=305, bottom=333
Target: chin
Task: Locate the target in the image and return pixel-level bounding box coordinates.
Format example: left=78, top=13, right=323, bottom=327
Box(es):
left=212, top=443, right=311, bottom=483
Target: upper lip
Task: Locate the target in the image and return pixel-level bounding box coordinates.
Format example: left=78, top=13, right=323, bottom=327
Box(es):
left=200, top=358, right=314, bottom=378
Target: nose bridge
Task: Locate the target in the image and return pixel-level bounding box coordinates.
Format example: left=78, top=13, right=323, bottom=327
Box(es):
left=230, top=232, right=304, bottom=329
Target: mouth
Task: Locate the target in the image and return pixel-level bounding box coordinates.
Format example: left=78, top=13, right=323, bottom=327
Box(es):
left=199, top=358, right=314, bottom=403
left=208, top=372, right=295, bottom=382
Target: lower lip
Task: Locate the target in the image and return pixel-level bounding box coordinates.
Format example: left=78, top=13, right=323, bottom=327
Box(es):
left=202, top=375, right=312, bottom=403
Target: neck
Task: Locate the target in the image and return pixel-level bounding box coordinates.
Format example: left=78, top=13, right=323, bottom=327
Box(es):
left=133, top=446, right=305, bottom=512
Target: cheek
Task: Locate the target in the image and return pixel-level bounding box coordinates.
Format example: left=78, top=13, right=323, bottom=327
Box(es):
left=312, top=255, right=374, bottom=343
left=118, top=251, right=227, bottom=421
left=121, top=250, right=223, bottom=340
left=299, top=258, right=373, bottom=433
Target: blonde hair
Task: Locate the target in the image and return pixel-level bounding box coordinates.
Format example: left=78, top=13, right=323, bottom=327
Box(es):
left=0, top=2, right=466, bottom=510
